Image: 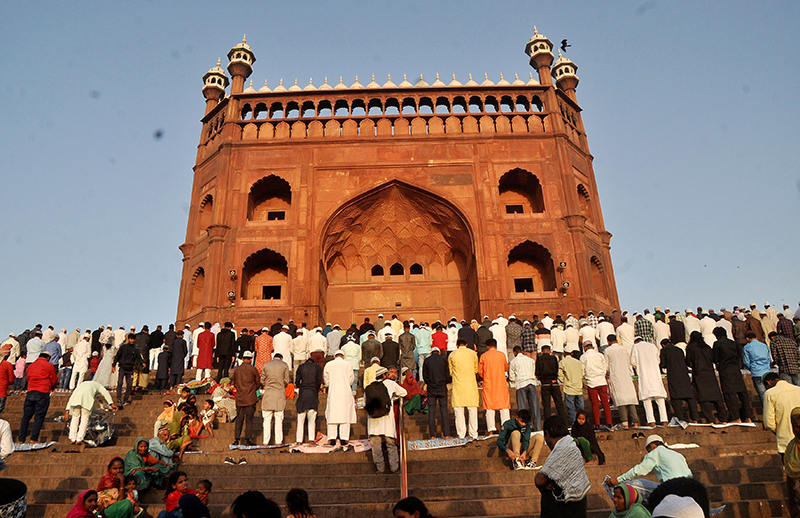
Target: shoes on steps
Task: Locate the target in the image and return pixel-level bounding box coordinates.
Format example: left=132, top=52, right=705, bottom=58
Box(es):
left=524, top=460, right=541, bottom=470
left=238, top=457, right=247, bottom=465
left=232, top=440, right=240, bottom=446
left=224, top=457, right=236, bottom=465
left=512, top=460, right=524, bottom=470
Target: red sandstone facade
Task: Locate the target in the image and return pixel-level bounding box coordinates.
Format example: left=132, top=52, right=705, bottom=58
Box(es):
left=176, top=30, right=620, bottom=329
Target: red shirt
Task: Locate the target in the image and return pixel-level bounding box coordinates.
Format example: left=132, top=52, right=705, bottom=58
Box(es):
left=26, top=357, right=57, bottom=393
left=196, top=331, right=215, bottom=370
left=166, top=489, right=197, bottom=512
left=431, top=331, right=448, bottom=351
left=0, top=360, right=14, bottom=397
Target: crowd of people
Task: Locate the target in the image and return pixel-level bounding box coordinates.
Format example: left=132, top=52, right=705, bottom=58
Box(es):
left=3, top=300, right=800, bottom=517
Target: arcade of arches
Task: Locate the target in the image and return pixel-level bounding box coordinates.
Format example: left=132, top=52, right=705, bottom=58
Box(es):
left=320, top=182, right=478, bottom=325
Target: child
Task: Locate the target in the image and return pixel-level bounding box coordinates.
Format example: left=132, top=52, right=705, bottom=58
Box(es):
left=88, top=351, right=100, bottom=381
left=177, top=387, right=191, bottom=407
left=200, top=400, right=216, bottom=437
left=162, top=471, right=196, bottom=517
left=124, top=475, right=145, bottom=518
left=13, top=353, right=25, bottom=391
left=196, top=480, right=213, bottom=506
left=59, top=346, right=73, bottom=390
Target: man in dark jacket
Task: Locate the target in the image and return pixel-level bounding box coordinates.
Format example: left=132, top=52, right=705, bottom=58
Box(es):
left=170, top=331, right=188, bottom=388
left=133, top=326, right=150, bottom=390
left=475, top=318, right=493, bottom=357
left=148, top=325, right=164, bottom=372
left=294, top=357, right=323, bottom=443
left=457, top=323, right=476, bottom=350
left=155, top=346, right=170, bottom=389
left=113, top=333, right=141, bottom=406
left=667, top=314, right=686, bottom=345
left=236, top=328, right=254, bottom=357
left=535, top=345, right=566, bottom=419
left=659, top=339, right=698, bottom=422
left=269, top=318, right=284, bottom=337
left=362, top=331, right=382, bottom=365
left=91, top=326, right=104, bottom=356
left=380, top=333, right=400, bottom=369
left=712, top=327, right=753, bottom=423
left=215, top=322, right=236, bottom=381
left=422, top=348, right=451, bottom=438
left=163, top=324, right=177, bottom=348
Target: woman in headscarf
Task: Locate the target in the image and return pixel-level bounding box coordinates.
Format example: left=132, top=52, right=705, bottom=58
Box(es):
left=684, top=331, right=728, bottom=423
left=571, top=409, right=606, bottom=465
left=211, top=378, right=237, bottom=422
left=400, top=367, right=427, bottom=415
left=610, top=483, right=651, bottom=518
left=66, top=490, right=99, bottom=518
left=154, top=400, right=176, bottom=437
left=97, top=457, right=126, bottom=508
left=124, top=437, right=168, bottom=490
left=783, top=407, right=800, bottom=518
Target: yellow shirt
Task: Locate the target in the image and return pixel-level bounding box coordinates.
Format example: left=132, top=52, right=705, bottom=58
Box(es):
left=764, top=380, right=800, bottom=453
left=363, top=363, right=381, bottom=388
left=449, top=346, right=479, bottom=408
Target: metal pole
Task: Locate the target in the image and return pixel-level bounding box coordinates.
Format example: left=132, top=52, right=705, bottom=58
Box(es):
left=399, top=396, right=408, bottom=498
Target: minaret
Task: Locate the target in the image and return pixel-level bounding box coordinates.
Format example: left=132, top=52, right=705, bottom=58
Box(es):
left=552, top=50, right=579, bottom=102
left=227, top=35, right=256, bottom=94
left=202, top=58, right=229, bottom=115
left=524, top=26, right=554, bottom=86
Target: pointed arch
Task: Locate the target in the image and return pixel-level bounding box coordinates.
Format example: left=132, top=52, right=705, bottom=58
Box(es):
left=577, top=183, right=593, bottom=224
left=198, top=194, right=213, bottom=235
left=191, top=267, right=205, bottom=311
left=499, top=168, right=544, bottom=214
left=591, top=255, right=608, bottom=299
left=241, top=248, right=288, bottom=301
left=507, top=240, right=556, bottom=292
left=247, top=175, right=292, bottom=221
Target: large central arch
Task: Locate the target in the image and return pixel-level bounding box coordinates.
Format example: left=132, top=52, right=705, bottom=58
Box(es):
left=320, top=180, right=479, bottom=325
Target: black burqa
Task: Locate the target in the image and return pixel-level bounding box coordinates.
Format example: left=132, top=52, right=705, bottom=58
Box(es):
left=659, top=343, right=695, bottom=400
left=684, top=332, right=723, bottom=402
left=571, top=410, right=605, bottom=465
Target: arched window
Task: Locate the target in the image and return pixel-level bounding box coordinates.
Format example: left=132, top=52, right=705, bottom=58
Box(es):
left=577, top=184, right=593, bottom=224
left=507, top=241, right=556, bottom=293
left=191, top=267, right=204, bottom=310
left=198, top=194, right=213, bottom=234
left=241, top=249, right=288, bottom=300
left=499, top=169, right=545, bottom=214
left=390, top=263, right=404, bottom=276
left=591, top=256, right=608, bottom=299
left=410, top=263, right=423, bottom=275
left=247, top=175, right=292, bottom=221
left=371, top=265, right=384, bottom=276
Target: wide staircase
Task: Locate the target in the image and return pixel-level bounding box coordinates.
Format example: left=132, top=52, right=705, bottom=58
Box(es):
left=1, top=371, right=790, bottom=518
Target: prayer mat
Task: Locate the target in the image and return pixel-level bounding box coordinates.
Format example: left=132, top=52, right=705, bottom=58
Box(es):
left=288, top=439, right=371, bottom=454
left=666, top=443, right=700, bottom=449
left=229, top=444, right=287, bottom=450
left=14, top=441, right=56, bottom=452
left=407, top=434, right=497, bottom=451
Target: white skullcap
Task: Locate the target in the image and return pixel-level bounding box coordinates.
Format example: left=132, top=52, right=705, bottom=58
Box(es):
left=651, top=495, right=704, bottom=518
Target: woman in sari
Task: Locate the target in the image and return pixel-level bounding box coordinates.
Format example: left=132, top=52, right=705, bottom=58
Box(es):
left=97, top=457, right=126, bottom=508
left=154, top=400, right=175, bottom=437
left=124, top=437, right=169, bottom=491
left=66, top=490, right=99, bottom=518
left=610, top=483, right=651, bottom=518
left=211, top=378, right=237, bottom=422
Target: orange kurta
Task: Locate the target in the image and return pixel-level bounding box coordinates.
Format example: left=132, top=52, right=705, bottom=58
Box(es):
left=478, top=348, right=510, bottom=410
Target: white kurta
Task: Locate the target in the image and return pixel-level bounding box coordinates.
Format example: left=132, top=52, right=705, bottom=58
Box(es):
left=630, top=341, right=667, bottom=399
left=603, top=344, right=639, bottom=406
left=579, top=326, right=596, bottom=346
left=654, top=321, right=671, bottom=346
left=446, top=327, right=458, bottom=352
left=564, top=327, right=580, bottom=353
left=272, top=332, right=293, bottom=369
left=699, top=317, right=717, bottom=346
left=309, top=331, right=327, bottom=354
left=66, top=380, right=113, bottom=410
left=490, top=323, right=508, bottom=359
left=683, top=315, right=701, bottom=341
left=616, top=323, right=635, bottom=354
left=595, top=321, right=615, bottom=347
left=323, top=357, right=357, bottom=424
left=551, top=327, right=566, bottom=354
left=716, top=319, right=733, bottom=340
left=367, top=379, right=407, bottom=438
left=73, top=339, right=91, bottom=372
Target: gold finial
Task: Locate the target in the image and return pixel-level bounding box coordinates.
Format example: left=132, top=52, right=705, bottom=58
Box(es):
left=388, top=74, right=392, bottom=81
left=339, top=76, right=343, bottom=84
left=419, top=74, right=424, bottom=81
left=372, top=74, right=375, bottom=81
left=534, top=26, right=538, bottom=35
left=216, top=57, right=221, bottom=67
left=242, top=34, right=247, bottom=43
left=436, top=73, right=440, bottom=80
left=294, top=78, right=298, bottom=85
left=309, top=77, right=313, bottom=85
left=469, top=73, right=473, bottom=81
left=558, top=49, right=563, bottom=58
left=530, top=72, right=534, bottom=80
left=403, top=74, right=407, bottom=81
left=500, top=73, right=504, bottom=80
left=485, top=73, right=489, bottom=80
left=324, top=77, right=328, bottom=84
left=453, top=74, right=457, bottom=80
left=355, top=75, right=359, bottom=82
left=279, top=79, right=283, bottom=86
left=249, top=80, right=253, bottom=87
left=515, top=73, right=519, bottom=80
left=264, top=80, right=268, bottom=87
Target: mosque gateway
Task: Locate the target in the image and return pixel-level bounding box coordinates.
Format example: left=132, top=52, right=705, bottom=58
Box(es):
left=176, top=29, right=619, bottom=329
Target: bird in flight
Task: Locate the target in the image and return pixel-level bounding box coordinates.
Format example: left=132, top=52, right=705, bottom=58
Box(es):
left=560, top=39, right=571, bottom=52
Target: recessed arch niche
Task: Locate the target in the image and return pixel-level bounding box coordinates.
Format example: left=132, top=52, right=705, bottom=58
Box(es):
left=499, top=168, right=544, bottom=214
left=241, top=248, right=288, bottom=301
left=247, top=175, right=292, bottom=221
left=320, top=181, right=478, bottom=323
left=507, top=240, right=557, bottom=293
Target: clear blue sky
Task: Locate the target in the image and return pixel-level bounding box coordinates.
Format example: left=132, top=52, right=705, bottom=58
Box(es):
left=2, top=1, right=799, bottom=335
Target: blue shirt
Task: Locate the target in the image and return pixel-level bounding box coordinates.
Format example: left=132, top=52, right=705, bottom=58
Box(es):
left=743, top=339, right=771, bottom=378
left=44, top=340, right=62, bottom=368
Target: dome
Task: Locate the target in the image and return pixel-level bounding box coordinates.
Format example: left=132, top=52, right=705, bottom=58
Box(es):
left=350, top=76, right=364, bottom=89
left=481, top=74, right=495, bottom=87
left=511, top=73, right=525, bottom=86
left=366, top=75, right=381, bottom=89
left=524, top=25, right=553, bottom=57
left=527, top=72, right=540, bottom=86
left=334, top=77, right=347, bottom=90
left=303, top=78, right=317, bottom=91
left=415, top=75, right=429, bottom=88
left=288, top=79, right=302, bottom=92
left=398, top=74, right=413, bottom=88
left=431, top=73, right=446, bottom=87
left=318, top=77, right=333, bottom=91
left=448, top=74, right=463, bottom=87
left=383, top=74, right=397, bottom=88
left=497, top=74, right=511, bottom=86
left=273, top=79, right=287, bottom=93
left=465, top=74, right=479, bottom=87
left=552, top=50, right=579, bottom=79
left=258, top=79, right=271, bottom=93
left=243, top=80, right=257, bottom=94
left=227, top=34, right=256, bottom=65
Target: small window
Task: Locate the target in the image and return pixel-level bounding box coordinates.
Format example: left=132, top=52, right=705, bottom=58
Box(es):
left=371, top=265, right=384, bottom=276
left=267, top=211, right=285, bottom=221
left=262, top=285, right=281, bottom=300
left=514, top=278, right=534, bottom=293
left=390, top=263, right=404, bottom=276
left=410, top=263, right=423, bottom=275
left=506, top=204, right=524, bottom=214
